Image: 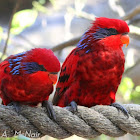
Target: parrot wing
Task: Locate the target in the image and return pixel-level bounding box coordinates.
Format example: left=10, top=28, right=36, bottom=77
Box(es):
left=4, top=52, right=47, bottom=75
left=52, top=49, right=79, bottom=105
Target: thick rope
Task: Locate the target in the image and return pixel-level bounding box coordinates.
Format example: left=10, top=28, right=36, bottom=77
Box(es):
left=0, top=104, right=140, bottom=139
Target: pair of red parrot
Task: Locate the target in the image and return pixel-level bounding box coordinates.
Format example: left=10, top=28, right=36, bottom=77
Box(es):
left=0, top=17, right=130, bottom=119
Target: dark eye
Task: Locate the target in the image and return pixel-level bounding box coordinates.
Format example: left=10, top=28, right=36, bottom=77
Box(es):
left=107, top=28, right=118, bottom=35
left=39, top=64, right=47, bottom=71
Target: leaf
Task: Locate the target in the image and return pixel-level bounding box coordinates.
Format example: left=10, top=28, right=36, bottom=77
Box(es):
left=0, top=26, right=3, bottom=43
left=11, top=9, right=38, bottom=35
left=135, top=86, right=140, bottom=92
left=118, top=77, right=134, bottom=101
left=130, top=85, right=140, bottom=103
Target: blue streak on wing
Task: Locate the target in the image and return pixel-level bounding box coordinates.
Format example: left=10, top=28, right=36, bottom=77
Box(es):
left=10, top=61, right=47, bottom=75
left=93, top=27, right=108, bottom=40
left=75, top=27, right=118, bottom=55
left=77, top=27, right=118, bottom=50
left=9, top=52, right=47, bottom=75
left=77, top=32, right=90, bottom=50
left=22, top=62, right=47, bottom=74
left=93, top=27, right=118, bottom=40
left=14, top=52, right=26, bottom=57
left=10, top=65, right=21, bottom=74
left=9, top=53, right=26, bottom=75
left=76, top=32, right=92, bottom=54
left=9, top=57, right=23, bottom=68
left=85, top=50, right=90, bottom=54
left=9, top=52, right=26, bottom=69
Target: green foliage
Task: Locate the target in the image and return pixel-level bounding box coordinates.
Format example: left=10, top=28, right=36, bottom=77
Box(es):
left=11, top=9, right=38, bottom=35
left=0, top=135, right=30, bottom=140
left=49, top=0, right=57, bottom=6
left=38, top=0, right=46, bottom=5
left=0, top=137, right=18, bottom=140
left=118, top=77, right=140, bottom=103
left=32, top=1, right=49, bottom=13
left=118, top=77, right=134, bottom=101
left=92, top=135, right=116, bottom=140
left=130, top=85, right=140, bottom=103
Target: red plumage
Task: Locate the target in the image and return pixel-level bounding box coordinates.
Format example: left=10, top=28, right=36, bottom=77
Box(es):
left=0, top=48, right=60, bottom=106
left=53, top=17, right=129, bottom=107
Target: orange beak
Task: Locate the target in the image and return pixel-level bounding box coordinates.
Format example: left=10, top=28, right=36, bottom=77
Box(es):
left=49, top=73, right=58, bottom=85
left=120, top=34, right=129, bottom=48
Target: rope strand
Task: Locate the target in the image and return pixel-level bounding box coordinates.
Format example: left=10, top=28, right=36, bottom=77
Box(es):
left=0, top=104, right=140, bottom=139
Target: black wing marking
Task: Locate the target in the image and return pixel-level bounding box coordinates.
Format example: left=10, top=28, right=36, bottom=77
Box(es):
left=59, top=74, right=70, bottom=83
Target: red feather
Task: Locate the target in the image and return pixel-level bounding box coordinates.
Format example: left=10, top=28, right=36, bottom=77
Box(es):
left=53, top=17, right=129, bottom=107
left=0, top=48, right=60, bottom=106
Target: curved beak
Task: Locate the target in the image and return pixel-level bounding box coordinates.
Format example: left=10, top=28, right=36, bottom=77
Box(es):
left=49, top=73, right=58, bottom=85
left=120, top=34, right=129, bottom=48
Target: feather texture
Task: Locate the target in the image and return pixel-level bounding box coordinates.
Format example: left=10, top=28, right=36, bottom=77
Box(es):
left=0, top=48, right=60, bottom=106
left=53, top=17, right=129, bottom=107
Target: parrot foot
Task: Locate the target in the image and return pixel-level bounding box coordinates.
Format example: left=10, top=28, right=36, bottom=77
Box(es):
left=70, top=101, right=77, bottom=112
left=110, top=102, right=129, bottom=117
left=42, top=100, right=56, bottom=121
left=7, top=102, right=20, bottom=114
left=65, top=101, right=78, bottom=113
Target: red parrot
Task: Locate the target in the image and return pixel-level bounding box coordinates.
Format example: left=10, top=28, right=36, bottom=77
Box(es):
left=0, top=48, right=60, bottom=119
left=53, top=17, right=130, bottom=114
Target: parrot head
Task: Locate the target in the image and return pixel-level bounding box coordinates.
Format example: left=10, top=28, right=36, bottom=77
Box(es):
left=26, top=48, right=60, bottom=84
left=90, top=17, right=130, bottom=48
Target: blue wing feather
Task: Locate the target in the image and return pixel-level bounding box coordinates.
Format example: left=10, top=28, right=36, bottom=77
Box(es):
left=8, top=52, right=47, bottom=75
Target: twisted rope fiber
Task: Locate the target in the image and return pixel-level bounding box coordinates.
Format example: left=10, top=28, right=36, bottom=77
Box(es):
left=0, top=104, right=140, bottom=139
